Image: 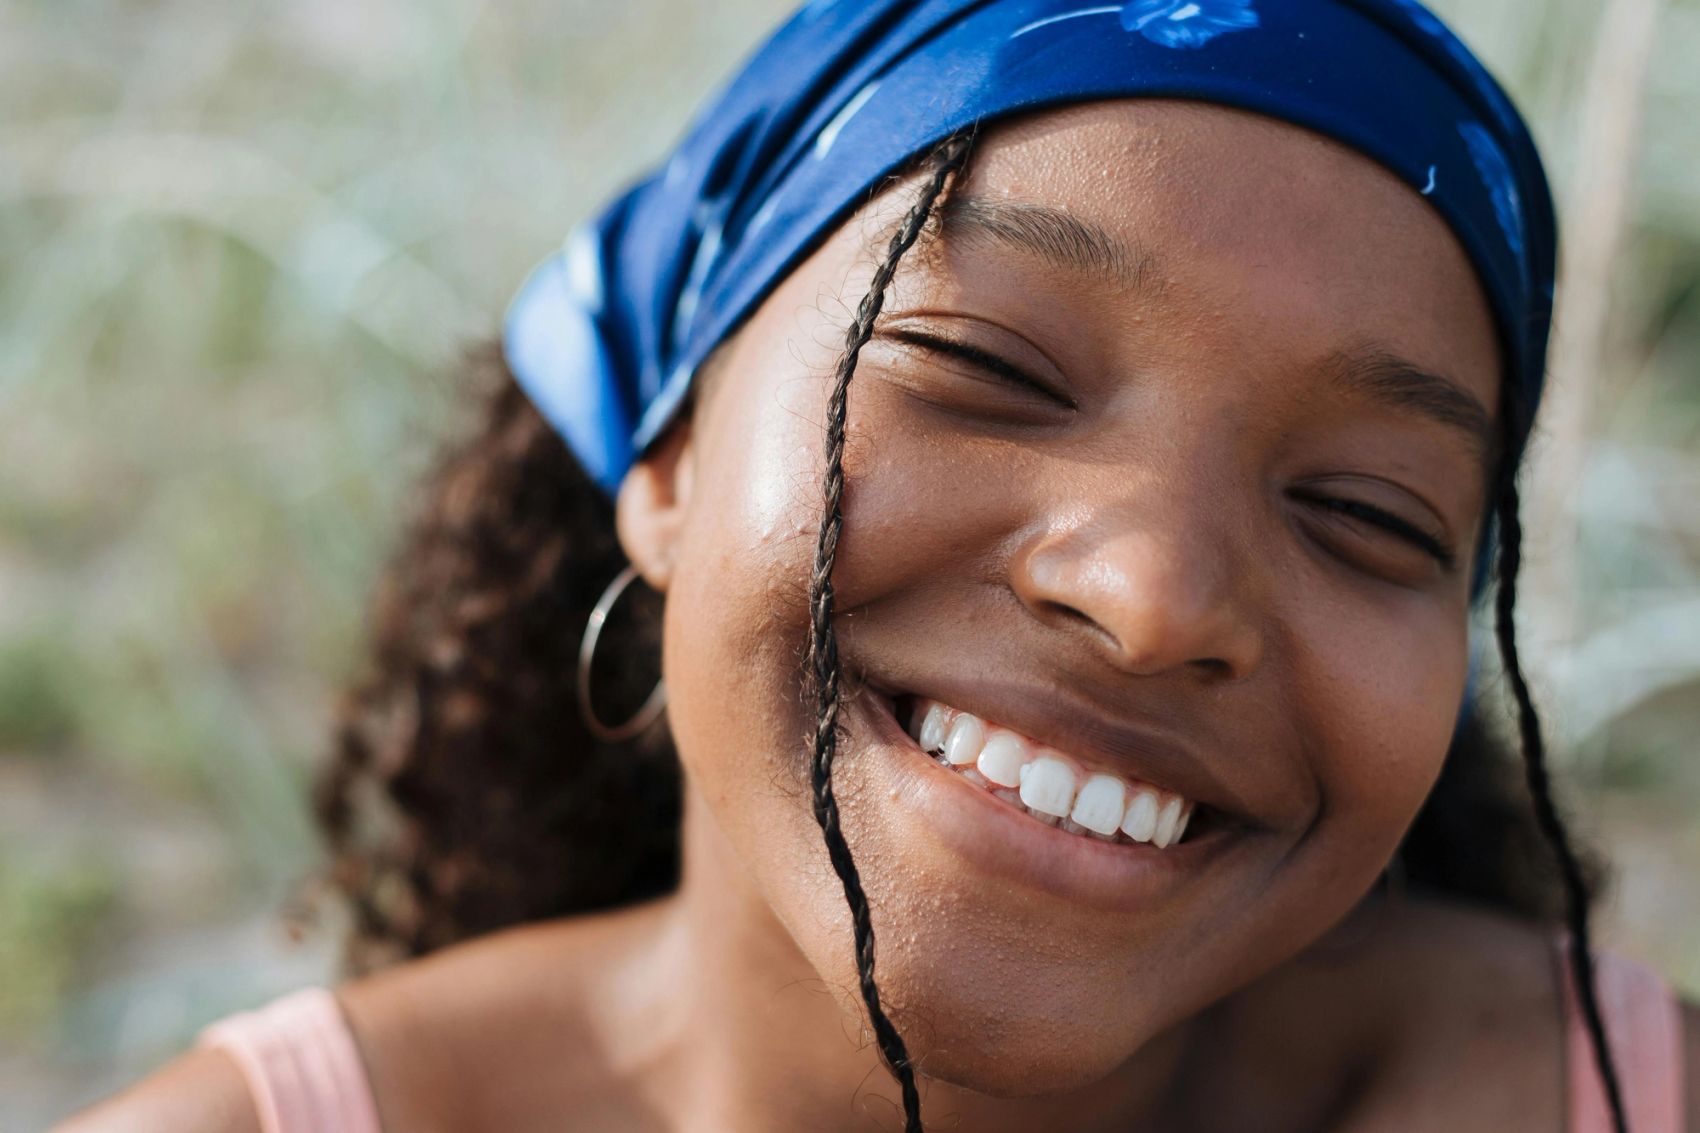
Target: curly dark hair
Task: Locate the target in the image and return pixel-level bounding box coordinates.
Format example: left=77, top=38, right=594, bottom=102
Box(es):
left=302, top=139, right=1625, bottom=1131
left=307, top=345, right=678, bottom=976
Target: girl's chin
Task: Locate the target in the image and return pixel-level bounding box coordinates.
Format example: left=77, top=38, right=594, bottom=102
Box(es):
left=914, top=1040, right=1147, bottom=1101
left=739, top=686, right=1251, bottom=1098
left=836, top=949, right=1181, bottom=1102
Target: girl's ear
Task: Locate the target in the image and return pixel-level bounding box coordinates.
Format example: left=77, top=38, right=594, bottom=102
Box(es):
left=615, top=419, right=695, bottom=592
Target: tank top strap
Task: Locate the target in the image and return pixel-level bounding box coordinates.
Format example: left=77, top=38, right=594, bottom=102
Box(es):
left=1553, top=934, right=1685, bottom=1133
left=197, top=985, right=385, bottom=1133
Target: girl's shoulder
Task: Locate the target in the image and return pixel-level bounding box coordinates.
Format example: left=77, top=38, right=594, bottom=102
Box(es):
left=1276, top=895, right=1692, bottom=1132
left=329, top=897, right=676, bottom=1133
left=53, top=899, right=673, bottom=1133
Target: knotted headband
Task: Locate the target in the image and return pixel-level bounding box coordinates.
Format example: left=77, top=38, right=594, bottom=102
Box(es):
left=505, top=0, right=1557, bottom=497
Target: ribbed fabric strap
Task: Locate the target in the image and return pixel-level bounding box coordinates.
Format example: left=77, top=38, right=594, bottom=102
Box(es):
left=1557, top=938, right=1685, bottom=1132
left=197, top=986, right=384, bottom=1133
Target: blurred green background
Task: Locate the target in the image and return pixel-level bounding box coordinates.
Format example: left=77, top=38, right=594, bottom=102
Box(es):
left=1, top=0, right=1696, bottom=1126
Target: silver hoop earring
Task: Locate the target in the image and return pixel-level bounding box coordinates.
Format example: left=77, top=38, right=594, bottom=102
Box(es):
left=576, top=563, right=667, bottom=743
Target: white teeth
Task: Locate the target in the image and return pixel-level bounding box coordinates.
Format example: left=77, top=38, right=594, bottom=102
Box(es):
left=908, top=697, right=1199, bottom=849
left=975, top=731, right=1028, bottom=788
left=943, top=713, right=985, bottom=766
left=1069, top=774, right=1127, bottom=837
left=918, top=702, right=949, bottom=752
left=1018, top=754, right=1076, bottom=818
left=1171, top=803, right=1194, bottom=846
left=1153, top=795, right=1185, bottom=848
left=1120, top=790, right=1160, bottom=843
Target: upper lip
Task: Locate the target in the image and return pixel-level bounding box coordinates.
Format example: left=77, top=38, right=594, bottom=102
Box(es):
left=866, top=671, right=1267, bottom=829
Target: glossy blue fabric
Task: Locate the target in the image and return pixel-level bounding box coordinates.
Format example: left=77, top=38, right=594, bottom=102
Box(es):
left=505, top=0, right=1557, bottom=497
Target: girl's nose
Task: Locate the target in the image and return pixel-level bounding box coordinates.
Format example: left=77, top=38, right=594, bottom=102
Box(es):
left=1011, top=505, right=1264, bottom=682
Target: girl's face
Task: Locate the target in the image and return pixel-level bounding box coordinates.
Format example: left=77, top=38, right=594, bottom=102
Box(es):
left=619, top=101, right=1501, bottom=1093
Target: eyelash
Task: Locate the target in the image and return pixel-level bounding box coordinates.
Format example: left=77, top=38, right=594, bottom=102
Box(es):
left=889, top=328, right=1457, bottom=571
left=1298, top=493, right=1456, bottom=568
left=886, top=328, right=1077, bottom=409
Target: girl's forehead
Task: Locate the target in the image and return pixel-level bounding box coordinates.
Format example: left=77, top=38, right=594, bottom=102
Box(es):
left=962, top=101, right=1472, bottom=273
left=905, top=101, right=1502, bottom=415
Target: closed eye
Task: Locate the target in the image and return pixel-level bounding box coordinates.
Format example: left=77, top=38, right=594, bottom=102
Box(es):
left=1294, top=491, right=1457, bottom=570
left=883, top=327, right=1078, bottom=410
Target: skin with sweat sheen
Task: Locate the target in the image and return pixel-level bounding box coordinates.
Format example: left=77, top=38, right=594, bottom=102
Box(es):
left=614, top=98, right=1502, bottom=1112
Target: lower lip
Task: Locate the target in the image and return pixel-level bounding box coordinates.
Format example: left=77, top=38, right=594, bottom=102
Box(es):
left=850, top=690, right=1246, bottom=914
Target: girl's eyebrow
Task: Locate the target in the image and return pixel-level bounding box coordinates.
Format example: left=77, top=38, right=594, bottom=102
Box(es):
left=1327, top=348, right=1497, bottom=464
left=930, top=196, right=1496, bottom=463
left=934, top=194, right=1159, bottom=292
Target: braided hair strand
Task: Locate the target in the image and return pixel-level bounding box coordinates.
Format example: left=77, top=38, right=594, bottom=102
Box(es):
left=805, top=129, right=976, bottom=1133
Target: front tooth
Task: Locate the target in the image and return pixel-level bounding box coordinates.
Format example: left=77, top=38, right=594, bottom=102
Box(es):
left=1170, top=802, right=1194, bottom=846
left=1069, top=774, right=1127, bottom=837
left=975, top=731, right=1028, bottom=788
left=1018, top=754, right=1077, bottom=818
left=943, top=713, right=985, bottom=766
left=918, top=702, right=949, bottom=752
left=1153, top=795, right=1185, bottom=848
left=1120, top=789, right=1160, bottom=843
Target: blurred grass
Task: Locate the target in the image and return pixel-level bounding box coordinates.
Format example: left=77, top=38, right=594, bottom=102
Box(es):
left=0, top=856, right=118, bottom=1038
left=1, top=0, right=1698, bottom=1124
left=0, top=625, right=82, bottom=754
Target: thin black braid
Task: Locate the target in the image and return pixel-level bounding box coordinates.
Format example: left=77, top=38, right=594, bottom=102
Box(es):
left=806, top=130, right=974, bottom=1133
left=1492, top=474, right=1630, bottom=1133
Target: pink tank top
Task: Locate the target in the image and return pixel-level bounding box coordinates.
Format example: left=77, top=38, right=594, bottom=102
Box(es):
left=197, top=987, right=383, bottom=1133
left=1555, top=942, right=1687, bottom=1132
left=198, top=951, right=1685, bottom=1133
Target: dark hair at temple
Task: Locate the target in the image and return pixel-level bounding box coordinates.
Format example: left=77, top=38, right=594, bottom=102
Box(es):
left=303, top=136, right=1627, bottom=1133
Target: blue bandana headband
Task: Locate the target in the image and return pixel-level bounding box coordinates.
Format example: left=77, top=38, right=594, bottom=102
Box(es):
left=506, top=0, right=1556, bottom=503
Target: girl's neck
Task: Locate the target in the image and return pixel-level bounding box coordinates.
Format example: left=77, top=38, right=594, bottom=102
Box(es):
left=633, top=783, right=1218, bottom=1133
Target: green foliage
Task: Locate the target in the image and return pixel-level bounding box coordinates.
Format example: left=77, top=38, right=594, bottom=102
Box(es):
left=0, top=629, right=81, bottom=754
left=0, top=853, right=118, bottom=1043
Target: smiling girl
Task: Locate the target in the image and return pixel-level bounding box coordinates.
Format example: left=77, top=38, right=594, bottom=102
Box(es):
left=63, top=2, right=1696, bottom=1131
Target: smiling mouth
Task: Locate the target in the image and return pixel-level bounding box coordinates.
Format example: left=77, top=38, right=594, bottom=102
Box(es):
left=885, top=695, right=1222, bottom=851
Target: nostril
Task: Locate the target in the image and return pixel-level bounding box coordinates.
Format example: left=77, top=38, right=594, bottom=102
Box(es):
left=1041, top=602, right=1243, bottom=680
left=1015, top=530, right=1262, bottom=679
left=1044, top=600, right=1099, bottom=630
left=1041, top=599, right=1139, bottom=660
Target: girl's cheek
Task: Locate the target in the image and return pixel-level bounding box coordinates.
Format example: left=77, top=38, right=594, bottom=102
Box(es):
left=659, top=305, right=852, bottom=796
left=1307, top=610, right=1468, bottom=849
